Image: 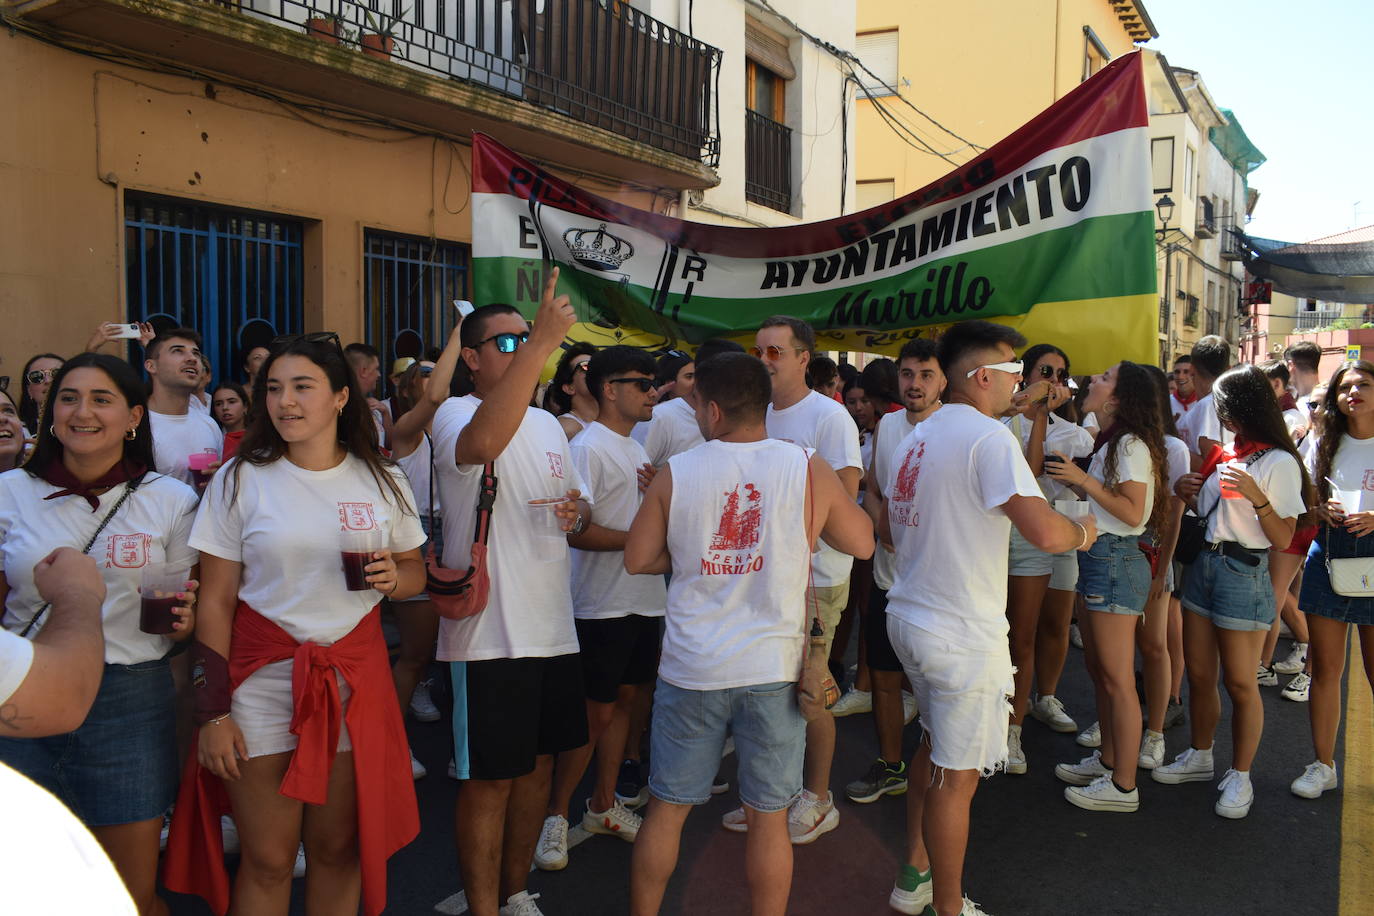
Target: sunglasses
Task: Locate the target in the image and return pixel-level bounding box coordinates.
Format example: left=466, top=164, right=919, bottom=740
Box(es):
left=418, top=365, right=434, bottom=377
left=966, top=360, right=1023, bottom=379
left=573, top=362, right=590, bottom=373
left=1036, top=365, right=1070, bottom=382
left=25, top=368, right=58, bottom=385
left=609, top=377, right=656, bottom=393
left=750, top=345, right=805, bottom=360
left=270, top=331, right=342, bottom=352
left=477, top=332, right=529, bottom=354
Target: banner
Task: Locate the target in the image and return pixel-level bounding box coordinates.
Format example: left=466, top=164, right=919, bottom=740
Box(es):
left=471, top=52, right=1157, bottom=373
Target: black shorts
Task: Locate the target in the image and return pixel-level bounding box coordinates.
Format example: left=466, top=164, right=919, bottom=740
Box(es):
left=449, top=654, right=589, bottom=780
left=866, top=587, right=903, bottom=673
left=574, top=615, right=662, bottom=704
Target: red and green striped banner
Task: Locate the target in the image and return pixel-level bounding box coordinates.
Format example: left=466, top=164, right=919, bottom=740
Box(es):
left=471, top=52, right=1156, bottom=373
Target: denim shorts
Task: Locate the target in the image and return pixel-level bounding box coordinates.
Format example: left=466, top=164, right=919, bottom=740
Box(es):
left=1008, top=528, right=1078, bottom=590
left=1180, top=546, right=1274, bottom=632
left=648, top=678, right=804, bottom=812
left=1300, top=525, right=1374, bottom=627
left=0, top=659, right=177, bottom=826
left=1077, top=533, right=1150, bottom=615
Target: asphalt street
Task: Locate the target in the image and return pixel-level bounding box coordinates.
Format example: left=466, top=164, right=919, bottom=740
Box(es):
left=164, top=619, right=1363, bottom=916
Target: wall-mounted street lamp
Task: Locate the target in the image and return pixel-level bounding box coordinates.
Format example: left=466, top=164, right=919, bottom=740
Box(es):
left=1155, top=194, right=1175, bottom=239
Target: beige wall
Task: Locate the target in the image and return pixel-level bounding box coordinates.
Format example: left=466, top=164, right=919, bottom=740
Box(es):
left=1, top=34, right=658, bottom=379
left=854, top=0, right=1143, bottom=197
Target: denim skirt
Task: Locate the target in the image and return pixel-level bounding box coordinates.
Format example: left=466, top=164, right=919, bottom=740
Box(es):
left=1301, top=525, right=1374, bottom=627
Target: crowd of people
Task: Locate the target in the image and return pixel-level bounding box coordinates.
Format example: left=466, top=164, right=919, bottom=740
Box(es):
left=1, top=276, right=1371, bottom=916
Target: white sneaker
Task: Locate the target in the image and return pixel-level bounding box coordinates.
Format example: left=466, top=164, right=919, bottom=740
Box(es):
left=721, top=805, right=748, bottom=832
left=1291, top=761, right=1338, bottom=799
left=1282, top=672, right=1311, bottom=702
left=582, top=798, right=641, bottom=842
left=1030, top=695, right=1077, bottom=733
left=409, top=678, right=441, bottom=722
left=1137, top=730, right=1165, bottom=770
left=1076, top=721, right=1101, bottom=748
left=498, top=891, right=544, bottom=916
left=1274, top=642, right=1308, bottom=675
left=533, top=815, right=568, bottom=871
left=1256, top=664, right=1279, bottom=687
left=829, top=687, right=872, bottom=717
left=1069, top=623, right=1084, bottom=649
left=1054, top=750, right=1110, bottom=786
left=292, top=843, right=306, bottom=878
left=410, top=748, right=427, bottom=780
left=1006, top=725, right=1027, bottom=775
left=1152, top=746, right=1214, bottom=785
left=1215, top=769, right=1254, bottom=819
left=952, top=897, right=994, bottom=916
left=1279, top=619, right=1294, bottom=639
left=1065, top=774, right=1139, bottom=812
left=787, top=789, right=839, bottom=845
left=901, top=691, right=918, bottom=725
left=221, top=815, right=240, bottom=855
left=887, top=865, right=933, bottom=914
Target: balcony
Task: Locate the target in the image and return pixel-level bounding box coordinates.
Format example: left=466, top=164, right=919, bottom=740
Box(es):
left=745, top=109, right=791, bottom=213
left=1158, top=298, right=1170, bottom=334
left=1183, top=293, right=1200, bottom=328
left=1295, top=310, right=1344, bottom=332
left=1221, top=227, right=1243, bottom=261
left=1196, top=197, right=1217, bottom=239
left=10, top=0, right=721, bottom=187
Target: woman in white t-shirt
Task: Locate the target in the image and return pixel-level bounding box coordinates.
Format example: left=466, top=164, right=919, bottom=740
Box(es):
left=1161, top=365, right=1312, bottom=819
left=0, top=353, right=199, bottom=915
left=178, top=334, right=426, bottom=915
left=1291, top=360, right=1374, bottom=800
left=1045, top=361, right=1168, bottom=813
left=541, top=342, right=598, bottom=440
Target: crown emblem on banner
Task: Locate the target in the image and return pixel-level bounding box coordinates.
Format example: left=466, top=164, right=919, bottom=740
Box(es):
left=563, top=223, right=634, bottom=271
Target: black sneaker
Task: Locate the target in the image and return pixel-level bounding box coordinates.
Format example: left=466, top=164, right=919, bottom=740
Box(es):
left=1162, top=698, right=1187, bottom=730
left=845, top=759, right=908, bottom=804
left=615, top=759, right=648, bottom=809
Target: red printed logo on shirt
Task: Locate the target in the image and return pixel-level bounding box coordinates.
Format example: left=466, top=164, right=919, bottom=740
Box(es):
left=1362, top=470, right=1374, bottom=491
left=700, top=484, right=767, bottom=575
left=546, top=452, right=565, bottom=479
left=338, top=502, right=378, bottom=531
left=106, top=533, right=150, bottom=569
left=889, top=443, right=924, bottom=528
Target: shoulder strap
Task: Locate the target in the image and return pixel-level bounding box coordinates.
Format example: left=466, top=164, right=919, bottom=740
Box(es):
left=471, top=462, right=497, bottom=546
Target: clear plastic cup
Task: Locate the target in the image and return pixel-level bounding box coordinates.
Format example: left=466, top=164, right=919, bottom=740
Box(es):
left=340, top=528, right=387, bottom=591
left=1055, top=498, right=1092, bottom=520
left=140, top=566, right=191, bottom=635
left=527, top=497, right=568, bottom=559
left=1333, top=488, right=1367, bottom=515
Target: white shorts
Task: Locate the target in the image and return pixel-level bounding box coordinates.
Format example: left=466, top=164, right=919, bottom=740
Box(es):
left=886, top=616, right=1014, bottom=776
left=232, top=659, right=354, bottom=759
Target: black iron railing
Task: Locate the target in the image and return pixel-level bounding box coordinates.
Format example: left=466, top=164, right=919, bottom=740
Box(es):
left=745, top=109, right=791, bottom=212
left=230, top=0, right=720, bottom=165
left=1183, top=293, right=1200, bottom=328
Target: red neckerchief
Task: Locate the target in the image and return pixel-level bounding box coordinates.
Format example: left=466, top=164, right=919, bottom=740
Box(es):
left=1175, top=390, right=1199, bottom=409
left=1279, top=392, right=1298, bottom=411
left=1223, top=437, right=1273, bottom=463
left=36, top=456, right=147, bottom=511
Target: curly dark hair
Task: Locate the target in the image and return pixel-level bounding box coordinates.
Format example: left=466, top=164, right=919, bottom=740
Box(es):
left=1213, top=364, right=1315, bottom=522
left=1312, top=361, right=1374, bottom=503
left=1100, top=361, right=1170, bottom=534
left=540, top=341, right=597, bottom=415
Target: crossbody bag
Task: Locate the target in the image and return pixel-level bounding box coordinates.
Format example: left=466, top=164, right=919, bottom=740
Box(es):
left=1324, top=525, right=1374, bottom=597
left=425, top=433, right=498, bottom=620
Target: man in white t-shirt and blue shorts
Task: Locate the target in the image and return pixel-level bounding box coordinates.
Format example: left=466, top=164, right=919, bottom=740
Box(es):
left=625, top=351, right=873, bottom=916
left=879, top=321, right=1096, bottom=916
left=432, top=272, right=594, bottom=916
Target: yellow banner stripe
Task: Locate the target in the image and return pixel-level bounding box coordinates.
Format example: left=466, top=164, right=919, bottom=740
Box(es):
left=1341, top=635, right=1373, bottom=916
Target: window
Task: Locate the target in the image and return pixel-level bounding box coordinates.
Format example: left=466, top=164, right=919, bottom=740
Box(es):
left=856, top=180, right=896, bottom=211
left=1151, top=138, right=1174, bottom=193
left=363, top=231, right=470, bottom=382
left=1184, top=145, right=1195, bottom=198
left=1082, top=26, right=1110, bottom=82
left=856, top=30, right=898, bottom=96
left=124, top=192, right=303, bottom=381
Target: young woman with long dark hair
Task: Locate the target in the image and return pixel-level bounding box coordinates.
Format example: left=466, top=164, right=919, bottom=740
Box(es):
left=1290, top=360, right=1374, bottom=799
left=18, top=352, right=64, bottom=437
left=541, top=342, right=598, bottom=440
left=211, top=381, right=249, bottom=434
left=1002, top=343, right=1093, bottom=773
left=0, top=353, right=200, bottom=914
left=1155, top=365, right=1312, bottom=818
left=164, top=334, right=427, bottom=916
left=1046, top=361, right=1169, bottom=813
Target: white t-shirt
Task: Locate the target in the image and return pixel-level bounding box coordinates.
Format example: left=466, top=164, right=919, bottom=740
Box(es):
left=766, top=390, right=863, bottom=586
left=661, top=439, right=811, bottom=690
left=1169, top=393, right=1195, bottom=422
left=869, top=409, right=920, bottom=592
left=1177, top=392, right=1234, bottom=456
left=1086, top=433, right=1156, bottom=537
left=569, top=422, right=667, bottom=620
left=1200, top=448, right=1306, bottom=549
left=0, top=470, right=199, bottom=664
left=883, top=404, right=1042, bottom=652
left=0, top=630, right=33, bottom=706
left=190, top=455, right=425, bottom=645
left=393, top=433, right=438, bottom=519
left=431, top=395, right=588, bottom=661
left=1324, top=433, right=1374, bottom=511
left=1282, top=408, right=1308, bottom=442
left=1165, top=435, right=1191, bottom=493
left=1082, top=411, right=1100, bottom=434
left=641, top=396, right=704, bottom=467
left=1005, top=412, right=1095, bottom=502
left=149, top=409, right=222, bottom=487
left=190, top=392, right=211, bottom=414
left=0, top=762, right=138, bottom=915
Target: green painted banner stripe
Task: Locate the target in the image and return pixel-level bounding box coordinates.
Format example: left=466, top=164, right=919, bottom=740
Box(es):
left=474, top=210, right=1155, bottom=340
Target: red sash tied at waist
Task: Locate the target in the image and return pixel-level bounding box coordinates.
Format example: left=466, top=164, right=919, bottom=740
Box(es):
left=162, top=603, right=418, bottom=916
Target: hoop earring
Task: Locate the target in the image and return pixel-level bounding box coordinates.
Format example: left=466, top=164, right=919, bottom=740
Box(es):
left=125, top=428, right=137, bottom=441
left=50, top=425, right=57, bottom=439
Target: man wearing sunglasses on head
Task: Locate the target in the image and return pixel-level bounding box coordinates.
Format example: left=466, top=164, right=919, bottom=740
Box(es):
left=431, top=269, right=592, bottom=916
left=718, top=316, right=862, bottom=846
